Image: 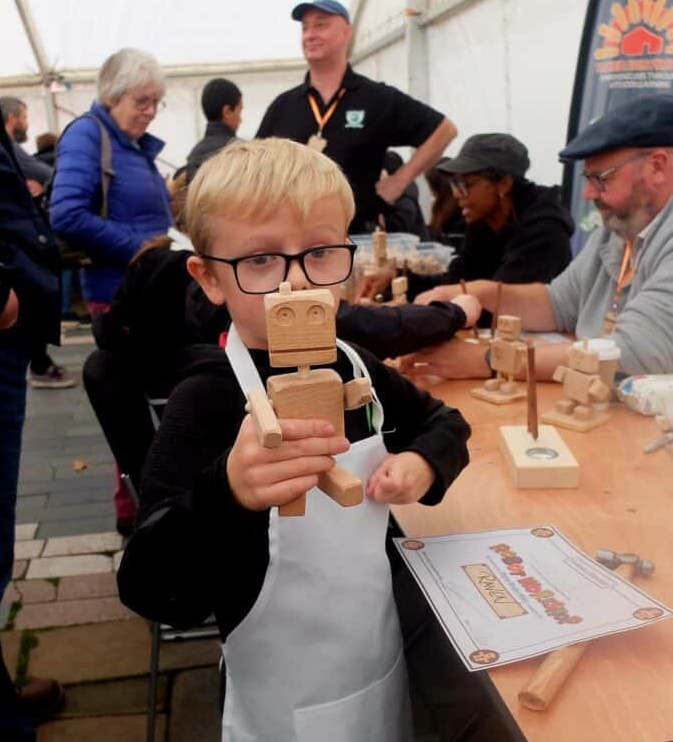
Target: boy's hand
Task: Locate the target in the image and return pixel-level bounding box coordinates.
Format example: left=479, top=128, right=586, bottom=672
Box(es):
left=227, top=416, right=351, bottom=511
left=366, top=452, right=435, bottom=505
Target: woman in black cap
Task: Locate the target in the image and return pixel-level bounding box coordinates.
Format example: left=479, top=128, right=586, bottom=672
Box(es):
left=415, top=133, right=573, bottom=308
left=359, top=133, right=574, bottom=312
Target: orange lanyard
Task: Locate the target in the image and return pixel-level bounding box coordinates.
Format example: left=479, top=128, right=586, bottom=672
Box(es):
left=307, top=88, right=346, bottom=135
left=609, top=240, right=635, bottom=314
left=616, top=240, right=635, bottom=292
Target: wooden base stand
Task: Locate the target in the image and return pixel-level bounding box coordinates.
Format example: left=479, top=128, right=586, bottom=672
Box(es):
left=471, top=386, right=526, bottom=405
left=498, top=425, right=579, bottom=488
left=540, top=409, right=609, bottom=432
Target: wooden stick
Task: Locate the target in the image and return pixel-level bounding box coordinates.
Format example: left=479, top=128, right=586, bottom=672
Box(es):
left=526, top=340, right=538, bottom=441
left=460, top=279, right=480, bottom=340
left=518, top=561, right=637, bottom=711
left=491, top=282, right=503, bottom=338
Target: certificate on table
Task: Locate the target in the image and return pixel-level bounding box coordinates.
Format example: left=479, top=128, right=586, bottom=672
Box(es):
left=395, top=526, right=673, bottom=671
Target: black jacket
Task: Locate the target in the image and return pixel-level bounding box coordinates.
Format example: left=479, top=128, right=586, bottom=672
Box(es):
left=0, top=125, right=61, bottom=349
left=117, top=343, right=471, bottom=634
left=185, top=121, right=237, bottom=182
left=409, top=180, right=573, bottom=300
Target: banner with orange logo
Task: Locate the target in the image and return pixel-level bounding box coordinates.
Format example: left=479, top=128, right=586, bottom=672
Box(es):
left=564, top=0, right=673, bottom=252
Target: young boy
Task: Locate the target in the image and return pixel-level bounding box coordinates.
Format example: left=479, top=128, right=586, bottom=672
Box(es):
left=118, top=138, right=470, bottom=742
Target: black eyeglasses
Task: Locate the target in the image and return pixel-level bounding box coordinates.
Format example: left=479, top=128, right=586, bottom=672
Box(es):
left=581, top=150, right=651, bottom=192
left=200, top=243, right=357, bottom=294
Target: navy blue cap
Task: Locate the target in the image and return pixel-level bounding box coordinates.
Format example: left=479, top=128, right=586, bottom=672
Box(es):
left=292, top=0, right=350, bottom=22
left=560, top=94, right=673, bottom=161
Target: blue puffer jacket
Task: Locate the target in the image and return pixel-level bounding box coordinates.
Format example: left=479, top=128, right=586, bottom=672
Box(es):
left=50, top=102, right=172, bottom=303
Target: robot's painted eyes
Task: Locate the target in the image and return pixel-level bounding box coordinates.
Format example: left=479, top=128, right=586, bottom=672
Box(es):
left=276, top=306, right=295, bottom=326
left=307, top=305, right=325, bottom=324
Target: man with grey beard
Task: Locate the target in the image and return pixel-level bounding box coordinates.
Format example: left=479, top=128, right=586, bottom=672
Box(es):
left=400, top=94, right=673, bottom=380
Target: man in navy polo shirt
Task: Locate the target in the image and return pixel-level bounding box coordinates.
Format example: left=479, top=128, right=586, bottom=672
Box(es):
left=257, top=0, right=457, bottom=233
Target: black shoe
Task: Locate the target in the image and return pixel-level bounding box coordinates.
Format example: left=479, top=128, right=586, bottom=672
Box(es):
left=17, top=677, right=65, bottom=724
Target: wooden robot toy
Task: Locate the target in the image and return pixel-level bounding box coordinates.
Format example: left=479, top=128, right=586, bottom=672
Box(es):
left=247, top=282, right=372, bottom=516
left=358, top=229, right=403, bottom=305
left=541, top=340, right=610, bottom=432
left=471, top=315, right=527, bottom=404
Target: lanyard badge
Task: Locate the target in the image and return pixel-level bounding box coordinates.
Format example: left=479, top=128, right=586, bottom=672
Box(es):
left=602, top=240, right=635, bottom=336
left=306, top=88, right=346, bottom=152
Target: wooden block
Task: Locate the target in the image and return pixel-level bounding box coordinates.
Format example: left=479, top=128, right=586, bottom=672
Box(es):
left=264, top=285, right=337, bottom=368
left=318, top=466, right=363, bottom=507
left=495, top=315, right=521, bottom=340
left=498, top=425, right=579, bottom=488
left=541, top=408, right=610, bottom=432
left=471, top=385, right=527, bottom=405
left=279, top=495, right=306, bottom=517
left=246, top=388, right=282, bottom=448
left=268, top=369, right=345, bottom=435
left=564, top=369, right=601, bottom=405
left=344, top=378, right=371, bottom=409
left=491, top=339, right=526, bottom=376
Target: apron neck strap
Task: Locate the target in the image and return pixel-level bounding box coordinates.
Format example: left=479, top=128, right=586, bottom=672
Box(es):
left=225, top=323, right=265, bottom=396
left=226, top=326, right=384, bottom=436
left=336, top=339, right=384, bottom=435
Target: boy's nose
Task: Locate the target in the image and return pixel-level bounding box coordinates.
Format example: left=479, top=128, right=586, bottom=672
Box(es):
left=286, top=258, right=311, bottom=291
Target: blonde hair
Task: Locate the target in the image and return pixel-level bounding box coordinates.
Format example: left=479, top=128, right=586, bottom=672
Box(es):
left=185, top=138, right=355, bottom=255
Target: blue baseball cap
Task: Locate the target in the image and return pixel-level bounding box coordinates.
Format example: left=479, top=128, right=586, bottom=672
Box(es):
left=291, top=0, right=350, bottom=23
left=560, top=94, right=673, bottom=161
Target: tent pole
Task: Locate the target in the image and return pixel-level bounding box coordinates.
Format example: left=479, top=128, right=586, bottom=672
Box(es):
left=13, top=0, right=58, bottom=131
left=405, top=0, right=429, bottom=101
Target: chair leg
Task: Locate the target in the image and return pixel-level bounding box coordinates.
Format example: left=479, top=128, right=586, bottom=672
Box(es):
left=147, top=620, right=161, bottom=742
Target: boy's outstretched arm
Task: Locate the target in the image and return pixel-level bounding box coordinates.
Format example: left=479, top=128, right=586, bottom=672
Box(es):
left=358, top=346, right=471, bottom=505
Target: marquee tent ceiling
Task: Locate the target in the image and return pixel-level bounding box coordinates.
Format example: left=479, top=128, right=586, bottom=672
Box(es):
left=1, top=0, right=316, bottom=85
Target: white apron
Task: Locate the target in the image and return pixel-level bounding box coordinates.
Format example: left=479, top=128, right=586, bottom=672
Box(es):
left=222, top=324, right=411, bottom=742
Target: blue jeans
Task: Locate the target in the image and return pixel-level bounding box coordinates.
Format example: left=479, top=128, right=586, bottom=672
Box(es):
left=0, top=346, right=36, bottom=742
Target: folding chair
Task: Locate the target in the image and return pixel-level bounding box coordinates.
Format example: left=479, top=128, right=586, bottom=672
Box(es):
left=122, top=391, right=222, bottom=742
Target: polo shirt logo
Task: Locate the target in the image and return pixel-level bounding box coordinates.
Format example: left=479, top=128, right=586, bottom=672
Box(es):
left=345, top=110, right=366, bottom=129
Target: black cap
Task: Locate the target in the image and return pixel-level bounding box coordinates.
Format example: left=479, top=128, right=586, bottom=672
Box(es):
left=437, top=133, right=530, bottom=177
left=560, top=94, right=673, bottom=161
left=291, top=0, right=350, bottom=22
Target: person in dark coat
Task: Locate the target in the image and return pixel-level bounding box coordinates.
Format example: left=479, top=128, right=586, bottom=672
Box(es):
left=185, top=78, right=242, bottom=182
left=0, top=122, right=64, bottom=742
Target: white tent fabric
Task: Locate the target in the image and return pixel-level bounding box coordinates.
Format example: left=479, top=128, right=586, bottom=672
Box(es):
left=2, top=0, right=588, bottom=191
left=1, top=0, right=302, bottom=77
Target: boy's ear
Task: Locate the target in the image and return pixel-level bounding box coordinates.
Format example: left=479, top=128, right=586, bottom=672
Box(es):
left=187, top=255, right=227, bottom=306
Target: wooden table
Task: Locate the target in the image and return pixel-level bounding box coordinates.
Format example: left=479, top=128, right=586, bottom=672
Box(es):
left=392, top=381, right=673, bottom=742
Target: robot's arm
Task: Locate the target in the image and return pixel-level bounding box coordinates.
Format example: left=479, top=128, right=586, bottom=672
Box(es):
left=344, top=378, right=372, bottom=410
left=246, top=388, right=282, bottom=448
left=588, top=378, right=610, bottom=403
left=552, top=365, right=567, bottom=384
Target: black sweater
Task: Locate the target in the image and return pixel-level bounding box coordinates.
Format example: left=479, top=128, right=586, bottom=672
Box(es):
left=117, top=344, right=471, bottom=637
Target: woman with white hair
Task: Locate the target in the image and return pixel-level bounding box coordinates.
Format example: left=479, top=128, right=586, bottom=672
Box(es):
left=50, top=47, right=172, bottom=534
